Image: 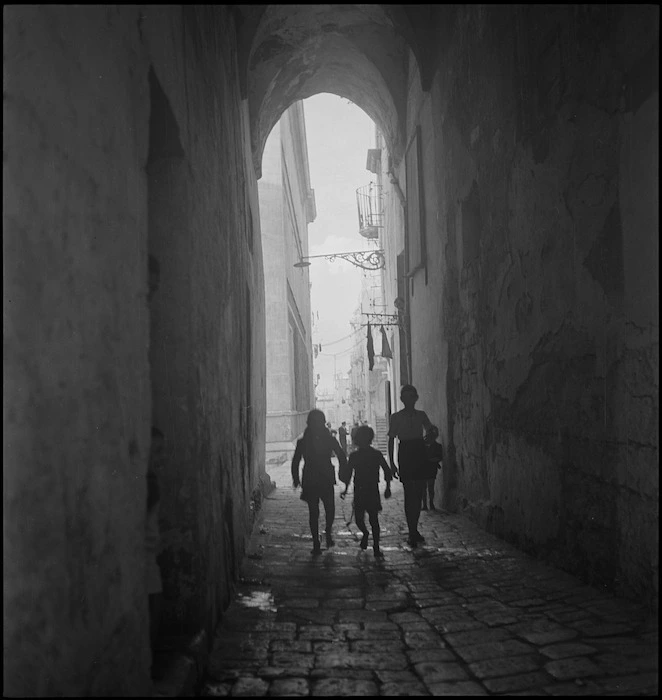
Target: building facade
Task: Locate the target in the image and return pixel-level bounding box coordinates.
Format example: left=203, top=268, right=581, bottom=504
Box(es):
left=259, top=102, right=316, bottom=467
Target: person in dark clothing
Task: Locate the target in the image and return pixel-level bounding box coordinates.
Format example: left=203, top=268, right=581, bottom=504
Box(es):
left=339, top=424, right=393, bottom=558
left=421, top=425, right=443, bottom=510
left=350, top=421, right=360, bottom=453
left=292, top=409, right=348, bottom=554
left=387, top=384, right=433, bottom=547
left=338, top=421, right=349, bottom=457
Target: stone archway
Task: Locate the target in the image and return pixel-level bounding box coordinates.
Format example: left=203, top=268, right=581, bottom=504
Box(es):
left=234, top=4, right=426, bottom=177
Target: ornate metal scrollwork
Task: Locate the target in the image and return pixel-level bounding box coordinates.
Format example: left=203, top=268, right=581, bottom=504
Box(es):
left=321, top=249, right=385, bottom=270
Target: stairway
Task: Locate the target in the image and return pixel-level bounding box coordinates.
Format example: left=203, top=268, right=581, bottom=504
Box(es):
left=374, top=416, right=389, bottom=454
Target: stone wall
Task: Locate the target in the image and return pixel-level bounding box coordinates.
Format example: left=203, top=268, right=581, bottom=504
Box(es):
left=407, top=5, right=659, bottom=602
left=4, top=5, right=265, bottom=695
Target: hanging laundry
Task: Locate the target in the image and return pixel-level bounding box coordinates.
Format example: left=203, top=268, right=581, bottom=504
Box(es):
left=380, top=325, right=393, bottom=359
left=367, top=322, right=375, bottom=370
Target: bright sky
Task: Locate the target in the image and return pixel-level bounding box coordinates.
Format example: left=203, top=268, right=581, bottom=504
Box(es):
left=303, top=94, right=377, bottom=392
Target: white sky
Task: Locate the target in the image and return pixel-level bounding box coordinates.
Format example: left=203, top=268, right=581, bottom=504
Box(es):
left=303, top=94, right=377, bottom=392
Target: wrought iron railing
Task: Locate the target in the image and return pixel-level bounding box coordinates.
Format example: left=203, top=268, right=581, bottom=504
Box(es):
left=356, top=183, right=383, bottom=240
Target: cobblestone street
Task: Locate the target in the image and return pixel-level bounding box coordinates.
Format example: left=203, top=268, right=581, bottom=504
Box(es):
left=201, top=461, right=658, bottom=696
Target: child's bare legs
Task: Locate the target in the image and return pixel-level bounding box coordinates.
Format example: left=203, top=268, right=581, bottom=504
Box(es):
left=355, top=507, right=369, bottom=548
left=368, top=510, right=382, bottom=556
left=308, top=500, right=322, bottom=553
left=427, top=478, right=435, bottom=509
left=320, top=489, right=336, bottom=547
left=403, top=479, right=426, bottom=545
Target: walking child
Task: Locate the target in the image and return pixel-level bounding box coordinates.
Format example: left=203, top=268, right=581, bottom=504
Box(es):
left=421, top=425, right=443, bottom=510
left=339, top=424, right=393, bottom=558
left=292, top=409, right=348, bottom=554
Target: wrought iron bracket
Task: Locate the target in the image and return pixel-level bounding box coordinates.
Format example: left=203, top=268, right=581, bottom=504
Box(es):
left=295, top=249, right=385, bottom=270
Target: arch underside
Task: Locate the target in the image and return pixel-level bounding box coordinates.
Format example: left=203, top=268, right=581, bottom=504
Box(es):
left=243, top=5, right=421, bottom=177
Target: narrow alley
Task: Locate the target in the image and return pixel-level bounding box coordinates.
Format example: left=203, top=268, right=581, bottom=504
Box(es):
left=4, top=5, right=658, bottom=697
left=193, top=460, right=657, bottom=697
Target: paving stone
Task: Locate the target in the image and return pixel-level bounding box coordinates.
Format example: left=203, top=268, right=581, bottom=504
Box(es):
left=506, top=690, right=548, bottom=696
left=362, top=621, right=400, bottom=630
left=256, top=667, right=293, bottom=680
left=332, top=622, right=361, bottom=633
left=443, top=628, right=512, bottom=646
left=454, top=585, right=499, bottom=598
left=375, top=670, right=423, bottom=683
left=414, top=661, right=469, bottom=682
left=539, top=641, right=597, bottom=659
left=270, top=652, right=315, bottom=670
left=312, top=641, right=350, bottom=654
left=475, top=611, right=519, bottom=626
left=468, top=654, right=541, bottom=679
left=398, top=620, right=438, bottom=633
left=595, top=672, right=659, bottom=694
left=337, top=610, right=388, bottom=624
left=544, top=656, right=603, bottom=680
left=511, top=621, right=578, bottom=645
left=543, top=679, right=612, bottom=695
left=509, top=597, right=548, bottom=608
left=310, top=678, right=379, bottom=695
left=270, top=640, right=313, bottom=653
left=281, top=598, right=320, bottom=609
left=407, top=648, right=457, bottom=664
left=546, top=609, right=593, bottom=624
left=321, top=598, right=363, bottom=610
left=200, top=681, right=232, bottom=696
left=345, top=628, right=403, bottom=641
left=390, top=611, right=426, bottom=624
left=316, top=652, right=408, bottom=670
left=298, top=626, right=342, bottom=641
left=573, top=621, right=636, bottom=638
left=453, top=639, right=535, bottom=663
left=231, top=677, right=269, bottom=696
left=404, top=631, right=447, bottom=649
left=288, top=609, right=337, bottom=625
left=482, top=671, right=551, bottom=693
left=425, top=681, right=488, bottom=695
left=593, top=651, right=658, bottom=674
left=350, top=640, right=405, bottom=653
left=309, top=669, right=374, bottom=680
left=380, top=681, right=430, bottom=695
left=436, top=619, right=486, bottom=633
left=267, top=678, right=310, bottom=696
left=365, top=600, right=408, bottom=612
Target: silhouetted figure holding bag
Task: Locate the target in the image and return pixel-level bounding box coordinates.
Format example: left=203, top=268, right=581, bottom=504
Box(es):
left=292, top=409, right=348, bottom=554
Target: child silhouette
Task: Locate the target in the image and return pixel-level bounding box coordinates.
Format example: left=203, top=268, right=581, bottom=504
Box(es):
left=422, top=425, right=443, bottom=510
left=292, top=409, right=348, bottom=554
left=340, top=424, right=393, bottom=558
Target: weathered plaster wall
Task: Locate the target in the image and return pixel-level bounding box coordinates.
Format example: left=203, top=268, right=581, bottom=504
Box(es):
left=4, top=5, right=265, bottom=695
left=144, top=5, right=266, bottom=636
left=408, top=5, right=659, bottom=602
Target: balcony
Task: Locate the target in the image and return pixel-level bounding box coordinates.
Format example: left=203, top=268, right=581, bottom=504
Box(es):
left=356, top=183, right=383, bottom=240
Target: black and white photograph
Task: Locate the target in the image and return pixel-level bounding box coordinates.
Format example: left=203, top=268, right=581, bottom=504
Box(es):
left=4, top=5, right=658, bottom=696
